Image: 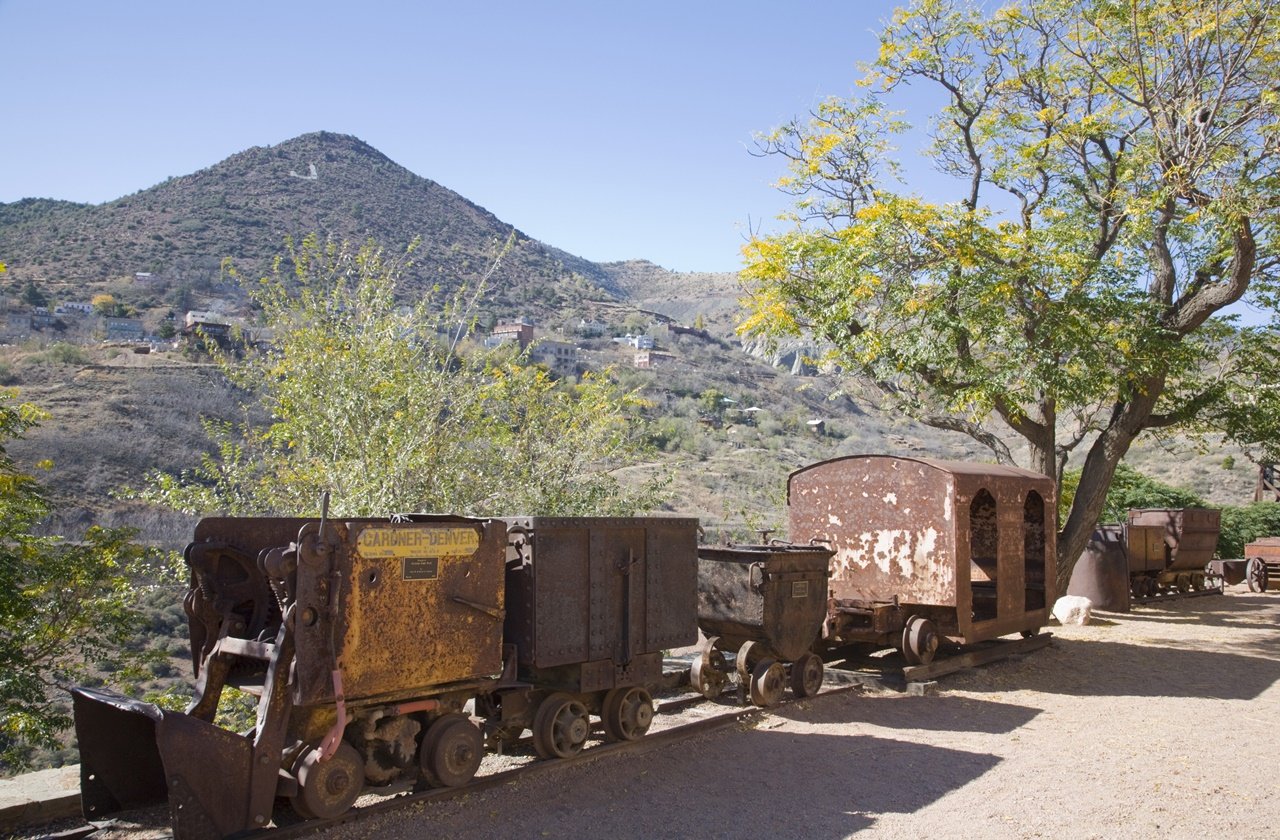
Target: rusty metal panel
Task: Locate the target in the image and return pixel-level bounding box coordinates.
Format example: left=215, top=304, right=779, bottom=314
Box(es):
left=589, top=524, right=644, bottom=663
left=645, top=521, right=699, bottom=651
left=789, top=455, right=1056, bottom=644
left=1067, top=525, right=1132, bottom=611
left=1127, top=508, right=1221, bottom=572
left=155, top=711, right=254, bottom=839
left=72, top=688, right=167, bottom=820
left=788, top=456, right=959, bottom=606
left=696, top=544, right=831, bottom=662
left=292, top=517, right=506, bottom=706
left=191, top=516, right=313, bottom=552
left=1208, top=558, right=1249, bottom=585
left=502, top=517, right=698, bottom=674
left=948, top=467, right=1057, bottom=641
left=1245, top=536, right=1280, bottom=561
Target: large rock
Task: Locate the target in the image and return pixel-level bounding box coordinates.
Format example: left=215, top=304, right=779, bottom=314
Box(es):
left=1052, top=595, right=1094, bottom=626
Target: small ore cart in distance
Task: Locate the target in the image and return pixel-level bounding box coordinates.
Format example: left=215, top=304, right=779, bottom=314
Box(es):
left=691, top=542, right=833, bottom=706
left=1123, top=508, right=1221, bottom=597
left=1244, top=536, right=1280, bottom=593
left=788, top=456, right=1056, bottom=663
left=1069, top=507, right=1222, bottom=609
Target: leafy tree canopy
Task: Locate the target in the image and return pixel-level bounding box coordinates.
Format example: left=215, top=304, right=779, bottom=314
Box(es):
left=142, top=236, right=666, bottom=518
left=741, top=0, right=1280, bottom=587
left=0, top=392, right=153, bottom=770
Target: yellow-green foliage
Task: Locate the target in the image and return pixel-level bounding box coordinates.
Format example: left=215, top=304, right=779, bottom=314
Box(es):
left=142, top=236, right=666, bottom=518
left=741, top=0, right=1280, bottom=571
left=0, top=391, right=155, bottom=770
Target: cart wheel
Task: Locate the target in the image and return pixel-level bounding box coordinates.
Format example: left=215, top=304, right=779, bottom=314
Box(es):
left=749, top=659, right=785, bottom=707
left=420, top=713, right=483, bottom=787
left=602, top=686, right=654, bottom=741
left=902, top=616, right=940, bottom=666
left=291, top=741, right=364, bottom=821
left=690, top=647, right=728, bottom=699
left=1020, top=627, right=1041, bottom=640
left=1175, top=573, right=1191, bottom=593
left=789, top=652, right=824, bottom=698
left=735, top=640, right=761, bottom=683
left=532, top=693, right=590, bottom=760
left=1191, top=573, right=1205, bottom=591
left=1247, top=558, right=1268, bottom=593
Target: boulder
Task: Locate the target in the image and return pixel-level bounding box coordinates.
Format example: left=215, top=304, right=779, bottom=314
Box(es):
left=1052, top=595, right=1093, bottom=626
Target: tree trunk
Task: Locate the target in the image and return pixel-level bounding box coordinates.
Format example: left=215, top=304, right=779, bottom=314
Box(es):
left=1054, top=384, right=1164, bottom=594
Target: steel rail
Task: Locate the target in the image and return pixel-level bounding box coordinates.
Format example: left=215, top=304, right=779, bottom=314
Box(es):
left=245, top=683, right=864, bottom=840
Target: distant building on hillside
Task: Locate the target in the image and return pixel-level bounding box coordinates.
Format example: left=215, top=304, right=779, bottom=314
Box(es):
left=575, top=318, right=607, bottom=337
left=633, top=350, right=674, bottom=370
left=183, top=311, right=234, bottom=345
left=487, top=321, right=535, bottom=350
left=614, top=334, right=655, bottom=350
left=105, top=317, right=145, bottom=341
left=530, top=339, right=579, bottom=376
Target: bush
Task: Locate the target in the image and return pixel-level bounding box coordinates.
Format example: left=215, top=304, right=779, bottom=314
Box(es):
left=1218, top=503, right=1280, bottom=558
left=40, top=342, right=90, bottom=366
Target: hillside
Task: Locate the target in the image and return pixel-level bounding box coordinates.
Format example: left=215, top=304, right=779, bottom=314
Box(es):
left=0, top=131, right=1262, bottom=547
left=0, top=132, right=620, bottom=311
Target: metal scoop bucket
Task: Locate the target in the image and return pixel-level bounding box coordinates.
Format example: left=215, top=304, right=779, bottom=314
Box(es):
left=72, top=686, right=259, bottom=838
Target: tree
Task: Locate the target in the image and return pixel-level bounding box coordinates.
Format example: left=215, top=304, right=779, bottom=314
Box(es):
left=90, top=293, right=130, bottom=317
left=0, top=392, right=152, bottom=769
left=741, top=0, right=1280, bottom=589
left=20, top=280, right=46, bottom=308
left=142, top=236, right=665, bottom=518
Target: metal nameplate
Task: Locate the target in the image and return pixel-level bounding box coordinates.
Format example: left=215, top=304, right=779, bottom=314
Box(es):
left=791, top=580, right=809, bottom=599
left=358, top=526, right=479, bottom=559
left=402, top=557, right=440, bottom=581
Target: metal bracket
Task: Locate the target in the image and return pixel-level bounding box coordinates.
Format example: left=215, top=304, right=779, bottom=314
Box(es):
left=450, top=595, right=506, bottom=621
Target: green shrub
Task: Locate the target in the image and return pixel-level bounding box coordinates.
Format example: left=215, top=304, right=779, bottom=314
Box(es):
left=40, top=342, right=90, bottom=365
left=1218, top=503, right=1280, bottom=558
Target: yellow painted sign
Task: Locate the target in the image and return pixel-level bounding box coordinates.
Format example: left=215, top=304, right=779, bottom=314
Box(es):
left=357, top=526, right=480, bottom=559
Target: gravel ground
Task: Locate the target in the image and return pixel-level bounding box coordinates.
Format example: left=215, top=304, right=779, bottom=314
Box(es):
left=319, top=586, right=1280, bottom=840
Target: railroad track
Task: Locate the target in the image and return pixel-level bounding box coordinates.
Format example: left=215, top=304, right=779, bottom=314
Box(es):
left=1131, top=585, right=1224, bottom=606
left=61, top=635, right=1053, bottom=840
left=256, top=683, right=862, bottom=840
left=63, top=683, right=859, bottom=840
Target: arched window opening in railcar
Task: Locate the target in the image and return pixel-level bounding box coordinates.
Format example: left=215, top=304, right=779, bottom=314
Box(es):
left=1023, top=491, right=1047, bottom=612
left=969, top=489, right=999, bottom=622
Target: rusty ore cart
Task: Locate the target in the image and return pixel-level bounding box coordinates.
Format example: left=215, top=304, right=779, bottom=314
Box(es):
left=1069, top=508, right=1222, bottom=608
left=494, top=516, right=699, bottom=750
left=1244, top=537, right=1280, bottom=592
left=788, top=456, right=1056, bottom=662
left=1123, top=508, right=1221, bottom=597
left=72, top=514, right=698, bottom=839
left=690, top=542, right=833, bottom=706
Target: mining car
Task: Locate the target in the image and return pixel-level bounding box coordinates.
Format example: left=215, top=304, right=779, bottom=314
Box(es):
left=787, top=455, right=1056, bottom=662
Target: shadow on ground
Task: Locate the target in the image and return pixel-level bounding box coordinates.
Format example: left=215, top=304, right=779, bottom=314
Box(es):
left=948, top=634, right=1280, bottom=699
left=771, top=692, right=1042, bottom=735
left=1110, top=593, right=1280, bottom=630
left=402, top=727, right=1001, bottom=840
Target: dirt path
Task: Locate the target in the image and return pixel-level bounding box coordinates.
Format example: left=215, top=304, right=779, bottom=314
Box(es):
left=323, top=588, right=1280, bottom=840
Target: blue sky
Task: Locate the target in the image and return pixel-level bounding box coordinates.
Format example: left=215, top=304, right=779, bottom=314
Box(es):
left=0, top=0, right=921, bottom=273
